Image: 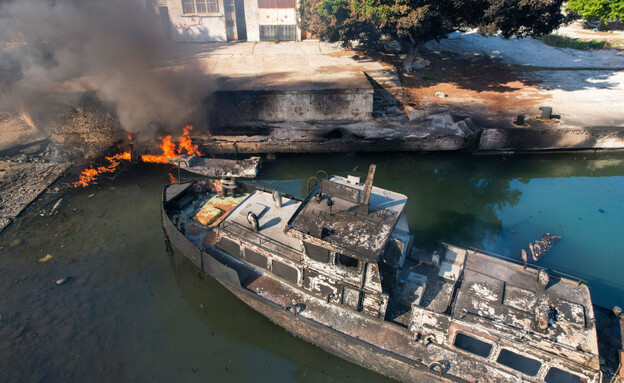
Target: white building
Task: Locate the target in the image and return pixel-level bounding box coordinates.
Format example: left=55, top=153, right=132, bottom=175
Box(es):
left=155, top=0, right=305, bottom=42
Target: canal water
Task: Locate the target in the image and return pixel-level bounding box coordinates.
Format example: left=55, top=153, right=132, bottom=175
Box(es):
left=1, top=152, right=623, bottom=382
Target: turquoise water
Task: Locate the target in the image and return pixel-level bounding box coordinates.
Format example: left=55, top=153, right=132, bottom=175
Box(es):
left=490, top=176, right=624, bottom=308
left=0, top=152, right=622, bottom=382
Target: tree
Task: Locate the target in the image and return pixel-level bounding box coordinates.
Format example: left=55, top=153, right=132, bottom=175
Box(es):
left=566, top=0, right=624, bottom=23
left=299, top=0, right=567, bottom=72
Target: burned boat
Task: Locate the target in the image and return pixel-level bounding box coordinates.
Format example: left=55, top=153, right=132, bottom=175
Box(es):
left=161, top=165, right=623, bottom=382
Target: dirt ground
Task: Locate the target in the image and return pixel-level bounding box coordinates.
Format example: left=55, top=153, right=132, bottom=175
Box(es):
left=365, top=31, right=624, bottom=130
left=399, top=51, right=550, bottom=128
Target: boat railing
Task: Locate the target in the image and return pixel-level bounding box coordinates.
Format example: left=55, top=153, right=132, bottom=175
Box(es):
left=221, top=220, right=302, bottom=256
left=469, top=247, right=587, bottom=285
left=247, top=184, right=302, bottom=202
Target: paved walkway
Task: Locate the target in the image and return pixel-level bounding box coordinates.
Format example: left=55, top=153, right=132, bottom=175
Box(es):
left=161, top=41, right=379, bottom=91
left=426, top=31, right=624, bottom=69
left=158, top=41, right=406, bottom=119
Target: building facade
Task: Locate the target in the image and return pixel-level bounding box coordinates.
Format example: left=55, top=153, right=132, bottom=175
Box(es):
left=156, top=0, right=302, bottom=42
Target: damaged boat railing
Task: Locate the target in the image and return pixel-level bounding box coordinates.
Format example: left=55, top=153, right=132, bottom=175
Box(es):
left=173, top=159, right=189, bottom=184
left=221, top=220, right=301, bottom=255
left=247, top=184, right=301, bottom=202
left=469, top=247, right=587, bottom=285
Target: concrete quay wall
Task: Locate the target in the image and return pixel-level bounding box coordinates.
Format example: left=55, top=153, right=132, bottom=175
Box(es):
left=200, top=113, right=479, bottom=154
left=198, top=121, right=624, bottom=155
left=478, top=126, right=624, bottom=153
left=211, top=88, right=374, bottom=124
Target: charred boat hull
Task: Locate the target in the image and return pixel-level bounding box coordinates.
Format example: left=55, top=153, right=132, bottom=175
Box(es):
left=161, top=205, right=455, bottom=382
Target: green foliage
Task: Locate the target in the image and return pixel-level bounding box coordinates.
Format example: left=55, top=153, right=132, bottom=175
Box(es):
left=566, top=0, right=624, bottom=22
left=299, top=0, right=567, bottom=49
left=539, top=34, right=611, bottom=49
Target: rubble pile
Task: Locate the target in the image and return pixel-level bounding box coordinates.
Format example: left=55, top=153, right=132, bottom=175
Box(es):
left=0, top=156, right=70, bottom=233
left=39, top=99, right=123, bottom=161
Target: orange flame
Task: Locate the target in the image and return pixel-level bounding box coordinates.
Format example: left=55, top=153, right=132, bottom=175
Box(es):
left=73, top=151, right=131, bottom=187
left=179, top=125, right=202, bottom=156
left=168, top=172, right=179, bottom=184
left=74, top=126, right=203, bottom=187
left=140, top=126, right=201, bottom=164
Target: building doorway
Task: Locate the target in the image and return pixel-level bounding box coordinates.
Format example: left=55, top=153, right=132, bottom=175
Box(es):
left=224, top=0, right=238, bottom=40
left=257, top=0, right=296, bottom=41
left=234, top=0, right=247, bottom=40
left=158, top=7, right=171, bottom=41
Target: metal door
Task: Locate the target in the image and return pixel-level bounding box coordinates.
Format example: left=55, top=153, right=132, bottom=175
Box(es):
left=224, top=0, right=237, bottom=40
left=234, top=0, right=247, bottom=40
left=257, top=0, right=296, bottom=41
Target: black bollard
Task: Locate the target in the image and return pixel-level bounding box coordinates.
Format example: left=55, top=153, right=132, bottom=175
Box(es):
left=539, top=106, right=553, bottom=120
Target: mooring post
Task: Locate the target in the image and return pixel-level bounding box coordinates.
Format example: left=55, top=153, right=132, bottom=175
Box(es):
left=539, top=106, right=553, bottom=120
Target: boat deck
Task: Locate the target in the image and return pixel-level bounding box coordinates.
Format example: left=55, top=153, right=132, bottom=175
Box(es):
left=453, top=250, right=600, bottom=368
left=193, top=194, right=250, bottom=227
left=220, top=190, right=304, bottom=261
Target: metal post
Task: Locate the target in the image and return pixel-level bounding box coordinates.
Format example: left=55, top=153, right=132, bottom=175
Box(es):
left=176, top=160, right=189, bottom=184
left=358, top=164, right=376, bottom=215
left=539, top=106, right=552, bottom=120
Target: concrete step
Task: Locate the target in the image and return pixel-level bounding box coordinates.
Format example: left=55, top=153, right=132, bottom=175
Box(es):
left=463, top=117, right=481, bottom=133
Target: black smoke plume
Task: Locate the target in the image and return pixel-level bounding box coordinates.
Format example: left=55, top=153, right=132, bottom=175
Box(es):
left=0, top=0, right=211, bottom=137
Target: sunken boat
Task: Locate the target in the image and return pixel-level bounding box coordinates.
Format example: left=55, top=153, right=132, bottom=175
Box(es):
left=161, top=165, right=623, bottom=383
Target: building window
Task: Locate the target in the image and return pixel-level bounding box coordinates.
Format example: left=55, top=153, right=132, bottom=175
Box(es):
left=220, top=237, right=240, bottom=258
left=272, top=260, right=298, bottom=284
left=258, top=0, right=296, bottom=8
left=496, top=349, right=541, bottom=376
left=544, top=367, right=584, bottom=383
left=304, top=242, right=330, bottom=263
left=336, top=253, right=358, bottom=269
left=453, top=333, right=492, bottom=358
left=182, top=0, right=219, bottom=14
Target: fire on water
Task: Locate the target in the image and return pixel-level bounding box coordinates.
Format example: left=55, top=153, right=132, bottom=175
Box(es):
left=74, top=125, right=201, bottom=187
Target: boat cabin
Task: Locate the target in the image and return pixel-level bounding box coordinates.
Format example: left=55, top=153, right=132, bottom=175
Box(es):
left=209, top=165, right=412, bottom=320
left=284, top=165, right=413, bottom=318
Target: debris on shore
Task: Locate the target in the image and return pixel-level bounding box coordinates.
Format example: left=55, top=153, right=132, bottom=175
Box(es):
left=168, top=155, right=262, bottom=179
left=0, top=160, right=70, bottom=234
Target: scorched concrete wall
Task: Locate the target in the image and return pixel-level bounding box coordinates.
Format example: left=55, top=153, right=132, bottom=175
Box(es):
left=212, top=88, right=374, bottom=125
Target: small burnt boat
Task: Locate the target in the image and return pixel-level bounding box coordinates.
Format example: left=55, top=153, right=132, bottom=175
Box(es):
left=161, top=165, right=623, bottom=383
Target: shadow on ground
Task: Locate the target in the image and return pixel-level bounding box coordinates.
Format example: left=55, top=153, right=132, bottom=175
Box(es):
left=403, top=50, right=621, bottom=93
